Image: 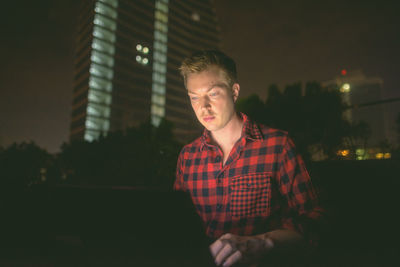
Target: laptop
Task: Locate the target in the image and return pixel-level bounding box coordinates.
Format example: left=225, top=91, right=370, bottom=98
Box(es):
left=32, top=185, right=217, bottom=266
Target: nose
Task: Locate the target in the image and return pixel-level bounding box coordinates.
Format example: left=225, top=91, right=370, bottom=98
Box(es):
left=199, top=96, right=211, bottom=110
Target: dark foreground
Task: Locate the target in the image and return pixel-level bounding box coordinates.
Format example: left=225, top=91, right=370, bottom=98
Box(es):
left=1, top=160, right=399, bottom=266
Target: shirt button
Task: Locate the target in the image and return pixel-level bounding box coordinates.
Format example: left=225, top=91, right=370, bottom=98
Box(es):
left=215, top=156, right=221, bottom=163
left=216, top=204, right=222, bottom=211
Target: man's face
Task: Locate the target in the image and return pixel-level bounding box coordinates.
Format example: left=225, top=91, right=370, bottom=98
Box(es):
left=186, top=66, right=240, bottom=132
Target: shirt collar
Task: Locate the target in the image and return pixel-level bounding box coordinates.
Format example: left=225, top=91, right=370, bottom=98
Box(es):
left=199, top=112, right=264, bottom=151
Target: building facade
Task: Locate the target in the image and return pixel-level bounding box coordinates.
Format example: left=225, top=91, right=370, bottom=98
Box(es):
left=70, top=0, right=220, bottom=142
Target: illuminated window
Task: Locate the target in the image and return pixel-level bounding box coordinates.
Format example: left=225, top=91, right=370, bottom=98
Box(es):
left=99, top=0, right=118, bottom=8
left=92, top=38, right=115, bottom=54
left=153, top=72, right=166, bottom=83
left=384, top=153, right=391, bottom=159
left=154, top=42, right=167, bottom=53
left=94, top=13, right=116, bottom=31
left=89, top=76, right=112, bottom=92
left=337, top=149, right=350, bottom=157
left=88, top=90, right=112, bottom=105
left=91, top=50, right=114, bottom=67
left=154, top=62, right=166, bottom=73
left=154, top=30, right=167, bottom=43
left=151, top=116, right=161, bottom=127
left=153, top=51, right=167, bottom=63
left=155, top=21, right=168, bottom=33
left=95, top=2, right=117, bottom=18
left=89, top=62, right=114, bottom=79
left=155, top=1, right=168, bottom=12
left=152, top=83, right=165, bottom=94
left=191, top=12, right=200, bottom=22
left=151, top=104, right=165, bottom=117
left=93, top=25, right=116, bottom=43
left=375, top=153, right=384, bottom=159
left=152, top=94, right=166, bottom=105
left=155, top=10, right=168, bottom=23
left=87, top=103, right=111, bottom=117
left=86, top=116, right=110, bottom=131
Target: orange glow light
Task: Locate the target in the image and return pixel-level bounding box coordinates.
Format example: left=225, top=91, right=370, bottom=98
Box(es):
left=337, top=149, right=349, bottom=157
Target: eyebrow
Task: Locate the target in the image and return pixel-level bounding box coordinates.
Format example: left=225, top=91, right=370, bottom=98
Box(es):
left=188, top=83, right=228, bottom=94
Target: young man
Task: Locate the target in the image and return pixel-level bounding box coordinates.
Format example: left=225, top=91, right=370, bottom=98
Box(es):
left=174, top=50, right=324, bottom=266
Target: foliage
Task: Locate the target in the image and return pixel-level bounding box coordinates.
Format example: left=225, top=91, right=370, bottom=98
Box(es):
left=342, top=120, right=371, bottom=159
left=0, top=141, right=54, bottom=187
left=236, top=82, right=370, bottom=161
left=59, top=119, right=182, bottom=188
left=396, top=112, right=400, bottom=146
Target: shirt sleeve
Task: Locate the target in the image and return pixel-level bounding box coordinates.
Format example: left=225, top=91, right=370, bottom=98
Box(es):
left=173, top=148, right=186, bottom=191
left=277, top=136, right=325, bottom=246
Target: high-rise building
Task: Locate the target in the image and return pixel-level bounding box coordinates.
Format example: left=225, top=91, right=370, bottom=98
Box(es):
left=70, top=0, right=220, bottom=142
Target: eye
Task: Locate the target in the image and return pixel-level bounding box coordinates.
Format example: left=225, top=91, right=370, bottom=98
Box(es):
left=209, top=91, right=218, bottom=97
left=190, top=96, right=199, bottom=101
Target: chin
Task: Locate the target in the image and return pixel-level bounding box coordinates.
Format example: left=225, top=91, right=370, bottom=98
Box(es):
left=204, top=124, right=222, bottom=132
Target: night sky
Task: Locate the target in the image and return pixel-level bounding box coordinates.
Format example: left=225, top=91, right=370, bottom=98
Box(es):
left=1, top=0, right=399, bottom=153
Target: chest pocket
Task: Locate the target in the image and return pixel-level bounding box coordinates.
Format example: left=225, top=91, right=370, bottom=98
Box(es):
left=230, top=172, right=271, bottom=219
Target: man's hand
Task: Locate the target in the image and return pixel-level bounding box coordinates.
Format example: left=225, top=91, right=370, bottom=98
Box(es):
left=209, top=233, right=274, bottom=267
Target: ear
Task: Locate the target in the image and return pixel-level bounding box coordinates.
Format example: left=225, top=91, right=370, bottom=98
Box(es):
left=232, top=83, right=240, bottom=102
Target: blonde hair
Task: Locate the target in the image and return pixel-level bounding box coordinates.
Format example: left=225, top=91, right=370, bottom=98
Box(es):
left=179, top=50, right=238, bottom=87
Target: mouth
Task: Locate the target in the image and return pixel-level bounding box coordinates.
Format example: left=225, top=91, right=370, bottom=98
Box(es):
left=203, top=116, right=215, bottom=122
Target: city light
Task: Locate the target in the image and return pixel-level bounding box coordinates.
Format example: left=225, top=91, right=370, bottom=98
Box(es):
left=340, top=83, right=351, bottom=93
left=191, top=12, right=200, bottom=22
left=355, top=148, right=366, bottom=160
left=337, top=149, right=350, bottom=157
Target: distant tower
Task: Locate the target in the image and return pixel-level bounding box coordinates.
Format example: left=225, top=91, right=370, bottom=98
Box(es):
left=70, top=0, right=221, bottom=142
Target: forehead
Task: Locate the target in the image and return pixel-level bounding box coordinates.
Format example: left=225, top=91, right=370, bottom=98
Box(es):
left=186, top=66, right=229, bottom=89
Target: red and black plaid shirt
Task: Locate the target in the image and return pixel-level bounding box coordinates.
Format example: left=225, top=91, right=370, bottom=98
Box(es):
left=174, top=113, right=324, bottom=242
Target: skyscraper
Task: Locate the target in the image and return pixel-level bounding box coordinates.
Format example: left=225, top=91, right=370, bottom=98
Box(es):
left=70, top=0, right=220, bottom=142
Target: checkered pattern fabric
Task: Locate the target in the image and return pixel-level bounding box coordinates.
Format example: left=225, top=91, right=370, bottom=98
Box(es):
left=174, top=113, right=324, bottom=242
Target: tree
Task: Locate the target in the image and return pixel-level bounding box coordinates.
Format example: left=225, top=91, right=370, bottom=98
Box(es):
left=342, top=120, right=372, bottom=159
left=236, top=82, right=354, bottom=161
left=0, top=142, right=53, bottom=187
left=58, top=119, right=182, bottom=188
left=236, top=94, right=266, bottom=124
left=396, top=112, right=400, bottom=146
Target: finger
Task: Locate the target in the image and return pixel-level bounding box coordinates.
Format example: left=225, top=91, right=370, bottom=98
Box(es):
left=210, top=239, right=225, bottom=258
left=219, top=233, right=232, bottom=241
left=215, top=243, right=234, bottom=266
left=222, top=250, right=242, bottom=267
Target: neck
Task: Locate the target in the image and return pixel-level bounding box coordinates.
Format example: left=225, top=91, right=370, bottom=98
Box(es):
left=211, top=112, right=243, bottom=148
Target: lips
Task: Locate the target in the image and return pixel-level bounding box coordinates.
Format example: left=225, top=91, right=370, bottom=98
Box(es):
left=203, top=116, right=215, bottom=122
